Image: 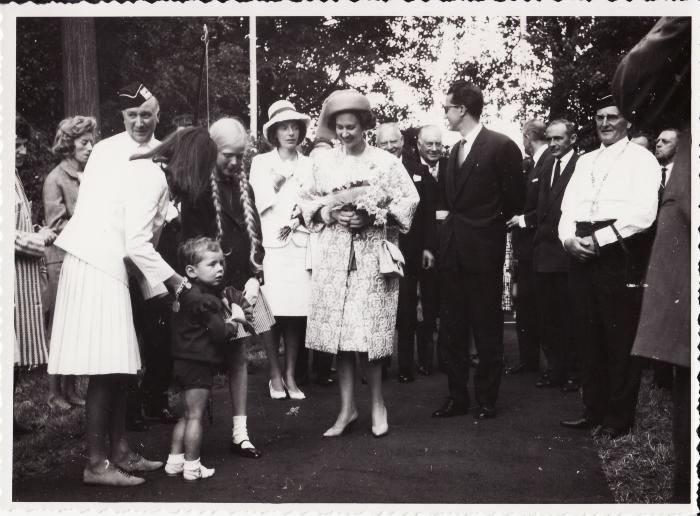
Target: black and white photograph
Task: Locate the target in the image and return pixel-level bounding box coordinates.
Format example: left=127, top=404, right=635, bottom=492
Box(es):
left=2, top=1, right=697, bottom=512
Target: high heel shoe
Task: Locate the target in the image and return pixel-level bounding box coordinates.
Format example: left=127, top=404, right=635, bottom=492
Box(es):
left=323, top=413, right=359, bottom=437
left=269, top=380, right=287, bottom=400
left=371, top=406, right=389, bottom=438
left=282, top=380, right=306, bottom=400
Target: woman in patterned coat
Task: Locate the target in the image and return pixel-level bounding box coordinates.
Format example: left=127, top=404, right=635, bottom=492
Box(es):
left=301, top=90, right=419, bottom=438
left=14, top=117, right=56, bottom=435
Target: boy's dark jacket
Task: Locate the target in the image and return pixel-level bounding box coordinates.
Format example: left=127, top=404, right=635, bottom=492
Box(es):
left=171, top=282, right=241, bottom=365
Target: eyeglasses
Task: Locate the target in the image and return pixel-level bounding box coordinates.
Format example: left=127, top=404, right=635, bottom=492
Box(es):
left=595, top=114, right=621, bottom=123
left=442, top=104, right=462, bottom=114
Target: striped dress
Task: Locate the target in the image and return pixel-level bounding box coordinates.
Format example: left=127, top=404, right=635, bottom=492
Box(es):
left=14, top=171, right=49, bottom=367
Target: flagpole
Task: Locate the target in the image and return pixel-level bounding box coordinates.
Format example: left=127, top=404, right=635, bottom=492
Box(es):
left=249, top=16, right=258, bottom=138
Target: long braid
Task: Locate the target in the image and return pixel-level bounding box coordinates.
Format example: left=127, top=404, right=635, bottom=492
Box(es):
left=235, top=169, right=263, bottom=272
left=209, top=170, right=226, bottom=248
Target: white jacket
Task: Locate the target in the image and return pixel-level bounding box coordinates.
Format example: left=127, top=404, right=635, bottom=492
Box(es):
left=56, top=132, right=174, bottom=298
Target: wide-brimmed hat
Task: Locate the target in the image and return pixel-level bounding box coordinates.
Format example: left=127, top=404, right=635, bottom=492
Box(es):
left=315, top=89, right=372, bottom=140
left=262, top=100, right=311, bottom=140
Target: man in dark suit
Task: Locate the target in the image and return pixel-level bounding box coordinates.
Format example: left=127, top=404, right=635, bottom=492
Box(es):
left=432, top=80, right=525, bottom=419
left=377, top=123, right=438, bottom=383
left=506, top=119, right=550, bottom=377
left=415, top=125, right=449, bottom=375
left=531, top=119, right=579, bottom=392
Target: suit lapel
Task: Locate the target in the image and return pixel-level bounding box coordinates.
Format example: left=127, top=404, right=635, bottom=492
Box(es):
left=446, top=144, right=460, bottom=206
left=544, top=154, right=577, bottom=216
left=454, top=129, right=486, bottom=199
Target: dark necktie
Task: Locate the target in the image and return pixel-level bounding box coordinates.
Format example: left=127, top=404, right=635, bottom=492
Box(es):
left=661, top=166, right=667, bottom=188
left=551, top=159, right=561, bottom=188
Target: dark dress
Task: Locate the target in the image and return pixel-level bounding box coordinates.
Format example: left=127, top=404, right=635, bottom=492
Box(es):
left=179, top=175, right=274, bottom=337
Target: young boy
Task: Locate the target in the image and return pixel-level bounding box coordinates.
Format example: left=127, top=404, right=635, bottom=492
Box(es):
left=164, top=237, right=253, bottom=481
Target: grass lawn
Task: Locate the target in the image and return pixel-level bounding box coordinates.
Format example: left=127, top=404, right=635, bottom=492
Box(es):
left=595, top=369, right=674, bottom=503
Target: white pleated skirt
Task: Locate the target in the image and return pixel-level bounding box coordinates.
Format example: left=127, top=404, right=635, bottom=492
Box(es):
left=48, top=253, right=141, bottom=375
left=261, top=246, right=311, bottom=316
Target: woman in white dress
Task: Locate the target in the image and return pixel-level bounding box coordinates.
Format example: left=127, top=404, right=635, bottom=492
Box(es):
left=250, top=100, right=313, bottom=400
left=48, top=127, right=212, bottom=486
left=300, top=90, right=419, bottom=438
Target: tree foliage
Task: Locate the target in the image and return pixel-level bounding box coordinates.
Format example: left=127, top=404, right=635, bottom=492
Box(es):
left=256, top=16, right=399, bottom=127
left=525, top=16, right=658, bottom=150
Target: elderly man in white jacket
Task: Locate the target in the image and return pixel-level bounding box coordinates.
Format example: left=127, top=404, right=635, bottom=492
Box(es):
left=48, top=83, right=184, bottom=487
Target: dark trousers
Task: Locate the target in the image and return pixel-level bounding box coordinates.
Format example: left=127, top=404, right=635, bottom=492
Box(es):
left=397, top=267, right=438, bottom=375
left=568, top=246, right=644, bottom=431
left=534, top=271, right=575, bottom=383
left=514, top=259, right=540, bottom=370
left=129, top=283, right=173, bottom=414
left=440, top=248, right=504, bottom=408
left=671, top=365, right=690, bottom=503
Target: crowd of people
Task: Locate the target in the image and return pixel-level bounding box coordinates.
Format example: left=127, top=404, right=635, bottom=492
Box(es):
left=13, top=16, right=689, bottom=502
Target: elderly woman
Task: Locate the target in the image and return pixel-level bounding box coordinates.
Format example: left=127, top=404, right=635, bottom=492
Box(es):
left=301, top=90, right=419, bottom=438
left=43, top=115, right=96, bottom=410
left=249, top=100, right=313, bottom=400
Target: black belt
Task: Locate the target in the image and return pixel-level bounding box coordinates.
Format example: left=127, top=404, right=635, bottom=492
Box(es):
left=575, top=219, right=649, bottom=289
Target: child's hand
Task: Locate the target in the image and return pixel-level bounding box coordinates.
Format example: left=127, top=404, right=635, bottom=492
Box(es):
left=226, top=303, right=255, bottom=334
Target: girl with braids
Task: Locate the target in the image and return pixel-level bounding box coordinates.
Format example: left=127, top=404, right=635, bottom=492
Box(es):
left=178, top=117, right=273, bottom=460
left=249, top=100, right=314, bottom=401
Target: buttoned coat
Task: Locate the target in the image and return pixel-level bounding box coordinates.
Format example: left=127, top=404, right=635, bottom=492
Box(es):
left=532, top=152, right=578, bottom=273
left=399, top=153, right=437, bottom=274
left=300, top=145, right=419, bottom=360
left=440, top=127, right=525, bottom=272
left=512, top=149, right=552, bottom=261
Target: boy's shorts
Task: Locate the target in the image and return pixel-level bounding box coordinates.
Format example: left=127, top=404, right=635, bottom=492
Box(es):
left=173, top=359, right=216, bottom=390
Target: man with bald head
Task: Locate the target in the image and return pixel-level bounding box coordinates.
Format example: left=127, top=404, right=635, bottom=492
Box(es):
left=376, top=122, right=404, bottom=158
left=377, top=121, right=437, bottom=382
left=415, top=124, right=449, bottom=373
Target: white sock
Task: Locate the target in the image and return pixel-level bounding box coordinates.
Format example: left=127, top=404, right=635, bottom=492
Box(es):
left=184, top=458, right=201, bottom=471
left=167, top=453, right=185, bottom=464
left=232, top=415, right=253, bottom=449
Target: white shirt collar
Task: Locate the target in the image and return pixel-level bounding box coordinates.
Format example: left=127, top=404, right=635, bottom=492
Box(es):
left=532, top=144, right=547, bottom=166
left=420, top=156, right=438, bottom=168
left=462, top=122, right=483, bottom=144
left=599, top=136, right=630, bottom=153
left=558, top=148, right=575, bottom=170
left=661, top=161, right=674, bottom=172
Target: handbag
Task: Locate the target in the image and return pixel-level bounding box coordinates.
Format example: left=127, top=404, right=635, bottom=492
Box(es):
left=378, top=226, right=405, bottom=279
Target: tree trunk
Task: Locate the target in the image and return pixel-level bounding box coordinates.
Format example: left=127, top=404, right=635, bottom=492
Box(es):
left=61, top=18, right=100, bottom=131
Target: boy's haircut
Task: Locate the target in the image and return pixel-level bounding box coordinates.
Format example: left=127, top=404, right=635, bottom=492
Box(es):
left=178, top=236, right=223, bottom=274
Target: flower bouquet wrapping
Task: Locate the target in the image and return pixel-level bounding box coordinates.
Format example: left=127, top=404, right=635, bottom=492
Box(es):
left=300, top=167, right=404, bottom=273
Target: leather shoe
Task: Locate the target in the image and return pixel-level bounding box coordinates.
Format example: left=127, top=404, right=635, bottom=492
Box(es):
left=432, top=398, right=468, bottom=418
left=598, top=426, right=629, bottom=440
left=560, top=416, right=596, bottom=429
left=315, top=377, right=335, bottom=387
left=398, top=373, right=414, bottom=384
left=474, top=405, right=496, bottom=420
left=417, top=366, right=431, bottom=376
left=230, top=440, right=262, bottom=459
left=115, top=454, right=163, bottom=473
left=561, top=379, right=580, bottom=393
